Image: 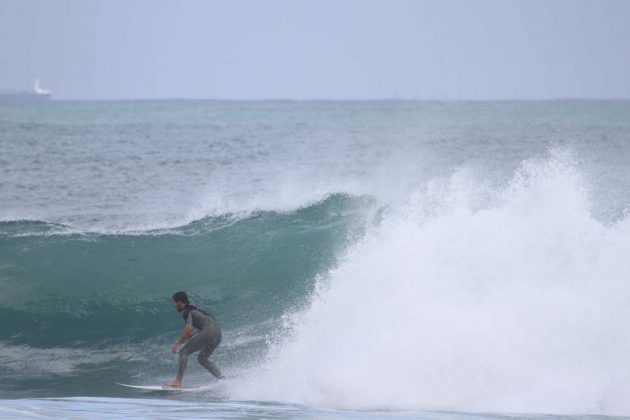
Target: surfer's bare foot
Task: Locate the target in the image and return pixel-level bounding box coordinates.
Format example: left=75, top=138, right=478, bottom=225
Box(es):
left=167, top=379, right=182, bottom=388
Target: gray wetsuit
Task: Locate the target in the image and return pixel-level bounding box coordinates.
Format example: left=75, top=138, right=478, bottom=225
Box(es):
left=176, top=304, right=222, bottom=381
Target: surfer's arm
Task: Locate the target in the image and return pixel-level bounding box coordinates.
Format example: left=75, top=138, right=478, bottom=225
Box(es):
left=177, top=324, right=193, bottom=344
left=171, top=324, right=193, bottom=353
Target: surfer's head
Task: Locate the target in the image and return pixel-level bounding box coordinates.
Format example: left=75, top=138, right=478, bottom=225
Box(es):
left=172, top=291, right=189, bottom=312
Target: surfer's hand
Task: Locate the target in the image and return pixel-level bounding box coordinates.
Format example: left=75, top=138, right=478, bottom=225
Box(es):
left=171, top=343, right=179, bottom=354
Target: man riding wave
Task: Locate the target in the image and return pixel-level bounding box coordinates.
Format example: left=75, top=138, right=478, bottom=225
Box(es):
left=169, top=291, right=223, bottom=387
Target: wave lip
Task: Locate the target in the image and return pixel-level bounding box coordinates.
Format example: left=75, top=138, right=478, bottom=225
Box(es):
left=0, top=189, right=377, bottom=236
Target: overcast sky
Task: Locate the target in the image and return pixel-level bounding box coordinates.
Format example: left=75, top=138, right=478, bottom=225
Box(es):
left=1, top=0, right=629, bottom=100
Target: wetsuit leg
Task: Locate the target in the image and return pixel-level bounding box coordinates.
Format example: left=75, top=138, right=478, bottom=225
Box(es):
left=197, top=324, right=223, bottom=379
left=176, top=329, right=210, bottom=381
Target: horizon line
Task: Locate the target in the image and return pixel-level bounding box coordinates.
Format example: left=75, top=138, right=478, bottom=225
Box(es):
left=49, top=96, right=630, bottom=102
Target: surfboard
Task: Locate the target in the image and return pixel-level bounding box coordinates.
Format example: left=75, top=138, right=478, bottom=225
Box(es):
left=116, top=382, right=207, bottom=392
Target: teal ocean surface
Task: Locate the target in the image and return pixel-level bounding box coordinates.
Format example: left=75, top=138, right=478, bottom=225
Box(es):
left=1, top=100, right=630, bottom=418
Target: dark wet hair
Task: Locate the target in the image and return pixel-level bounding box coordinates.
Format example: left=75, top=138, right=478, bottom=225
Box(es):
left=172, top=291, right=189, bottom=304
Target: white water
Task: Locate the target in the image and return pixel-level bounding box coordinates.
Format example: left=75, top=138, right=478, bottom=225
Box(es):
left=232, top=151, right=630, bottom=415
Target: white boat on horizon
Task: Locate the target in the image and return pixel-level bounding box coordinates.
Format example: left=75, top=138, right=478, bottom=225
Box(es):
left=0, top=78, right=52, bottom=102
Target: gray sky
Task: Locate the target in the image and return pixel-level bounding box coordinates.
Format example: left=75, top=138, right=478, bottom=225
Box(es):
left=1, top=0, right=629, bottom=100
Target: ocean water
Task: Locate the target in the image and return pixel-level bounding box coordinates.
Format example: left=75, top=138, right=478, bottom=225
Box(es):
left=1, top=100, right=630, bottom=418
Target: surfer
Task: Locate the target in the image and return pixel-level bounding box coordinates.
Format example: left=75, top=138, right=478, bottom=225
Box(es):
left=168, top=291, right=223, bottom=387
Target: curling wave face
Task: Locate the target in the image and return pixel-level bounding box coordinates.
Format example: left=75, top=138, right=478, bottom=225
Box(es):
left=0, top=194, right=374, bottom=398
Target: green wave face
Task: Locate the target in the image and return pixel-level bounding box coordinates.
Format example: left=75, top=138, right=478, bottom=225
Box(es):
left=0, top=194, right=376, bottom=397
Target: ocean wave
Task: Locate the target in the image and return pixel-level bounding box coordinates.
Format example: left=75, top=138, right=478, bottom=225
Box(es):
left=230, top=151, right=630, bottom=415
left=4, top=150, right=630, bottom=414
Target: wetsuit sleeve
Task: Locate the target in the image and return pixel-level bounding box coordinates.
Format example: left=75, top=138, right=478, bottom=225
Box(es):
left=185, top=312, right=193, bottom=326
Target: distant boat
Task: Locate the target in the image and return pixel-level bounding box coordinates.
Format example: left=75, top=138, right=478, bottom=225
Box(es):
left=0, top=79, right=52, bottom=102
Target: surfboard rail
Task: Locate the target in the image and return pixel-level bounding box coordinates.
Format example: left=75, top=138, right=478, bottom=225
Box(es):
left=115, top=382, right=206, bottom=392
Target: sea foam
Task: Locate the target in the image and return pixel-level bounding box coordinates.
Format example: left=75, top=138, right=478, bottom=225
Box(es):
left=231, top=150, right=630, bottom=415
